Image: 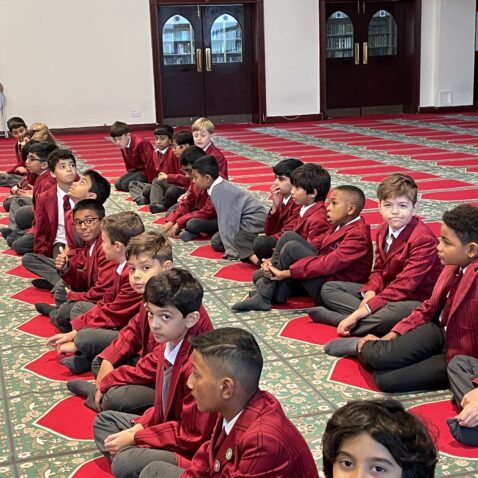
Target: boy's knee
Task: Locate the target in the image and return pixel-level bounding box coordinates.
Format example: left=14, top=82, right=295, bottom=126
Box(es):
left=111, top=448, right=140, bottom=478
left=373, top=371, right=397, bottom=393
left=447, top=355, right=469, bottom=375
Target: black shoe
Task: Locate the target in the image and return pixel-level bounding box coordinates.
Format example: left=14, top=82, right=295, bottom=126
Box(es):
left=60, top=355, right=92, bottom=374
left=149, top=203, right=166, bottom=214
left=67, top=379, right=96, bottom=397
left=135, top=197, right=148, bottom=206
left=31, top=278, right=54, bottom=290
left=35, top=302, right=56, bottom=316
left=0, top=227, right=13, bottom=239
left=179, top=230, right=199, bottom=242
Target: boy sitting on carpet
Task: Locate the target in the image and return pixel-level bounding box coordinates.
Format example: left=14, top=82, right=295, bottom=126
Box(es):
left=311, top=173, right=442, bottom=348
left=0, top=116, right=28, bottom=187
left=234, top=157, right=303, bottom=265
left=191, top=155, right=267, bottom=260
left=93, top=269, right=215, bottom=478
left=45, top=211, right=145, bottom=374
left=231, top=163, right=331, bottom=311
left=137, top=327, right=319, bottom=478
left=354, top=204, right=478, bottom=393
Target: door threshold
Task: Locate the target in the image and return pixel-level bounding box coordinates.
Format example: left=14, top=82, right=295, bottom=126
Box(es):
left=164, top=114, right=252, bottom=127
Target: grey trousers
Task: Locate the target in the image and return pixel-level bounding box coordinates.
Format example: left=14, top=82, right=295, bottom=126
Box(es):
left=128, top=180, right=150, bottom=202
left=184, top=217, right=218, bottom=236
left=75, top=328, right=120, bottom=360
left=115, top=171, right=147, bottom=192
left=94, top=411, right=177, bottom=478
left=320, top=281, right=422, bottom=336
left=0, top=173, right=24, bottom=187
left=139, top=462, right=184, bottom=478
left=9, top=198, right=33, bottom=230
left=22, top=252, right=61, bottom=290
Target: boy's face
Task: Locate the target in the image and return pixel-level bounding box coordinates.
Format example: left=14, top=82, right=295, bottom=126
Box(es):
left=11, top=126, right=27, bottom=142
left=128, top=253, right=170, bottom=295
left=52, top=159, right=77, bottom=185
left=193, top=129, right=213, bottom=149
left=112, top=133, right=130, bottom=149
left=379, top=195, right=416, bottom=232
left=146, top=302, right=192, bottom=347
left=272, top=175, right=293, bottom=196
left=181, top=163, right=193, bottom=178
left=26, top=153, right=47, bottom=174
left=333, top=432, right=402, bottom=478
left=291, top=185, right=316, bottom=207
left=327, top=190, right=355, bottom=226
left=191, top=170, right=212, bottom=190
left=437, top=223, right=477, bottom=267
left=69, top=174, right=94, bottom=201
left=187, top=350, right=223, bottom=413
left=173, top=142, right=190, bottom=159
left=73, top=209, right=102, bottom=243
left=155, top=135, right=171, bottom=151
left=101, top=230, right=122, bottom=263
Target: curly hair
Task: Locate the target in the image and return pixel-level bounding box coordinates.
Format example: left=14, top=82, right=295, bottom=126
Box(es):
left=443, top=204, right=478, bottom=245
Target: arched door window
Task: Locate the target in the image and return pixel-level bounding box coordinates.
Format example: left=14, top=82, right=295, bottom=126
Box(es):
left=211, top=14, right=243, bottom=63
left=368, top=10, right=397, bottom=56
left=326, top=11, right=354, bottom=58
left=162, top=15, right=195, bottom=65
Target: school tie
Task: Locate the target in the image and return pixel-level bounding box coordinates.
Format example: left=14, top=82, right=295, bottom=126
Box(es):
left=214, top=427, right=228, bottom=454
left=162, top=359, right=173, bottom=414
left=385, top=233, right=394, bottom=253
left=63, top=194, right=72, bottom=213
left=441, top=269, right=464, bottom=327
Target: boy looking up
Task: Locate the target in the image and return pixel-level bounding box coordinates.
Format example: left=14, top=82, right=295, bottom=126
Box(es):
left=312, top=173, right=442, bottom=347
left=45, top=212, right=145, bottom=374
left=93, top=269, right=216, bottom=478
left=110, top=121, right=156, bottom=192
left=138, top=327, right=319, bottom=478
left=192, top=117, right=228, bottom=179
left=235, top=158, right=303, bottom=265
left=191, top=156, right=267, bottom=260
left=0, top=116, right=28, bottom=187
left=357, top=204, right=478, bottom=393
left=232, top=163, right=331, bottom=311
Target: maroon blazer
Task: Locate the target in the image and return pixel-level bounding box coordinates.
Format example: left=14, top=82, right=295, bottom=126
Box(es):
left=393, top=260, right=478, bottom=361
left=100, top=305, right=210, bottom=390
left=7, top=141, right=26, bottom=174
left=130, top=312, right=216, bottom=468
left=263, top=195, right=301, bottom=240
left=183, top=390, right=319, bottom=478
left=121, top=134, right=157, bottom=182
left=71, top=264, right=142, bottom=331
left=290, top=217, right=373, bottom=284
left=293, top=201, right=329, bottom=249
left=206, top=142, right=228, bottom=179
left=32, top=171, right=56, bottom=204
left=60, top=236, right=117, bottom=303
left=159, top=147, right=190, bottom=188
left=361, top=217, right=443, bottom=313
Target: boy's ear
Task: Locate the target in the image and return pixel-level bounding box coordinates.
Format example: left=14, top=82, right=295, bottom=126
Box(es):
left=86, top=191, right=97, bottom=200
left=40, top=162, right=49, bottom=171
left=220, top=376, right=234, bottom=400
left=184, top=310, right=200, bottom=329
left=310, top=188, right=318, bottom=199
left=467, top=242, right=478, bottom=258
left=162, top=260, right=173, bottom=271
left=347, top=203, right=358, bottom=216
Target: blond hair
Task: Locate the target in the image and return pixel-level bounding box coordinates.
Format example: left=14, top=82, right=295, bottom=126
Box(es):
left=192, top=117, right=215, bottom=134
left=29, top=122, right=56, bottom=143
left=377, top=173, right=418, bottom=204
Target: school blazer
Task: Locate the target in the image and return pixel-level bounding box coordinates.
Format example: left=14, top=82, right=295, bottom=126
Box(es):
left=182, top=390, right=319, bottom=478
left=60, top=237, right=117, bottom=304
left=122, top=134, right=157, bottom=182
left=263, top=196, right=301, bottom=240
left=100, top=305, right=210, bottom=390
left=293, top=201, right=329, bottom=249
left=361, top=217, right=443, bottom=313
left=159, top=147, right=190, bottom=188
left=130, top=312, right=216, bottom=468
left=290, top=217, right=373, bottom=284
left=393, top=261, right=478, bottom=361
left=206, top=142, right=228, bottom=179
left=71, top=265, right=142, bottom=331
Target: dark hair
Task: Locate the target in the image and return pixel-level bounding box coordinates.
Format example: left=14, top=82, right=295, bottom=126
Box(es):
left=443, top=204, right=478, bottom=245
left=334, top=185, right=366, bottom=212
left=377, top=173, right=418, bottom=204
left=174, top=130, right=194, bottom=147
left=322, top=399, right=437, bottom=478
left=126, top=230, right=173, bottom=264
left=47, top=148, right=77, bottom=171
left=73, top=199, right=106, bottom=219
left=144, top=268, right=203, bottom=316
left=291, top=163, right=331, bottom=201
left=110, top=121, right=129, bottom=137
left=180, top=146, right=206, bottom=166
left=272, top=158, right=304, bottom=178
left=101, top=211, right=145, bottom=246
left=191, top=155, right=219, bottom=180
left=28, top=142, right=59, bottom=163
left=189, top=327, right=263, bottom=395
left=7, top=117, right=27, bottom=131
left=21, top=140, right=37, bottom=162
left=82, top=169, right=111, bottom=205
left=154, top=124, right=174, bottom=139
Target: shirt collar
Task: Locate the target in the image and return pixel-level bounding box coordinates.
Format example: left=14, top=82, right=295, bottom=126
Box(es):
left=388, top=225, right=406, bottom=239
left=164, top=339, right=183, bottom=365
left=207, top=175, right=223, bottom=196
left=334, top=215, right=361, bottom=232
left=283, top=195, right=291, bottom=206
left=299, top=203, right=314, bottom=217
left=222, top=410, right=243, bottom=435
left=116, top=260, right=127, bottom=275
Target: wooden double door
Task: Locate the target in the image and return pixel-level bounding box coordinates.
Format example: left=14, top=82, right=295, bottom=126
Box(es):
left=323, top=0, right=419, bottom=117
left=158, top=4, right=253, bottom=124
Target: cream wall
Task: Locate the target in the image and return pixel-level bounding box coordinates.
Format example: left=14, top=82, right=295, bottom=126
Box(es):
left=0, top=0, right=155, bottom=129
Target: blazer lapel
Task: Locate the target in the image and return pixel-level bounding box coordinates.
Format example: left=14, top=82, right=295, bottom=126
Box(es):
left=448, top=263, right=478, bottom=319
left=382, top=217, right=418, bottom=265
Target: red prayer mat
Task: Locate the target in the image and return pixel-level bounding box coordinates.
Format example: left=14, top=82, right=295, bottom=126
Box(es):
left=328, top=357, right=379, bottom=392
left=279, top=315, right=339, bottom=345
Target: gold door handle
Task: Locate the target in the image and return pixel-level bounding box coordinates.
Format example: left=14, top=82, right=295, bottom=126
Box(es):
left=205, top=48, right=212, bottom=72
left=196, top=49, right=203, bottom=72
left=354, top=42, right=360, bottom=65
left=363, top=42, right=368, bottom=65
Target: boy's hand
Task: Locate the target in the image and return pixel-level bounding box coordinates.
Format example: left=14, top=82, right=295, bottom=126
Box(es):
left=157, top=172, right=168, bottom=181
left=167, top=224, right=179, bottom=238
left=18, top=189, right=32, bottom=197
left=55, top=245, right=70, bottom=270
left=337, top=306, right=370, bottom=336
left=461, top=387, right=478, bottom=409
left=45, top=330, right=77, bottom=347
left=268, top=265, right=291, bottom=281
left=57, top=342, right=77, bottom=354
left=16, top=166, right=27, bottom=174
left=357, top=334, right=380, bottom=352
left=359, top=290, right=376, bottom=307
left=456, top=391, right=478, bottom=428
left=104, top=425, right=144, bottom=455
left=177, top=192, right=187, bottom=203
left=162, top=221, right=174, bottom=233
left=269, top=184, right=281, bottom=212
left=95, top=388, right=104, bottom=411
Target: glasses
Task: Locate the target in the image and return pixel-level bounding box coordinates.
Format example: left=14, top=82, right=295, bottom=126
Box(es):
left=172, top=143, right=185, bottom=150
left=27, top=153, right=42, bottom=162
left=182, top=167, right=193, bottom=175
left=74, top=217, right=100, bottom=228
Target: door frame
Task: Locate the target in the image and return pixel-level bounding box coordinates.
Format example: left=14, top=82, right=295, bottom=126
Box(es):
left=319, top=0, right=422, bottom=116
left=149, top=0, right=266, bottom=124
